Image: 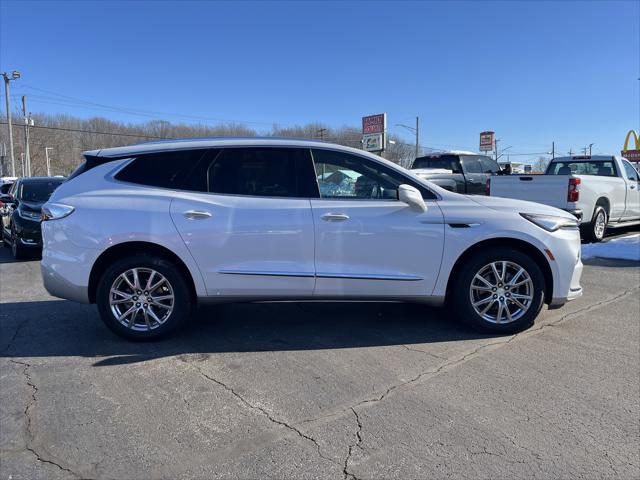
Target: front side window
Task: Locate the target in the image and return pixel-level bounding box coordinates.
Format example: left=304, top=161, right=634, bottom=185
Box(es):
left=313, top=149, right=435, bottom=200
left=207, top=148, right=315, bottom=198
left=480, top=157, right=500, bottom=174
left=461, top=157, right=482, bottom=174
left=622, top=160, right=639, bottom=181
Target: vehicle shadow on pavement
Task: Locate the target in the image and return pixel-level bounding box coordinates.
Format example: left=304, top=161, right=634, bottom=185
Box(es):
left=0, top=299, right=492, bottom=365
left=582, top=258, right=640, bottom=268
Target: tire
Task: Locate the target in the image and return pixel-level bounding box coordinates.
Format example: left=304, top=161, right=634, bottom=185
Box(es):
left=96, top=254, right=194, bottom=341
left=10, top=228, right=27, bottom=260
left=1, top=228, right=9, bottom=248
left=452, top=248, right=545, bottom=334
left=582, top=206, right=608, bottom=243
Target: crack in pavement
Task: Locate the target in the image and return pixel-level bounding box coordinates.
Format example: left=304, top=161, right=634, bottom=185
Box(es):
left=331, top=287, right=640, bottom=476
left=8, top=359, right=82, bottom=479
left=179, top=358, right=340, bottom=468
left=342, top=407, right=363, bottom=480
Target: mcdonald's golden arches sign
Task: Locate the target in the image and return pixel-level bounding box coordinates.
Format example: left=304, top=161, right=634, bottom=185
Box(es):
left=622, top=130, right=640, bottom=162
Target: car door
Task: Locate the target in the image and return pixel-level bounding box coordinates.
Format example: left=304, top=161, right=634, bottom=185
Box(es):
left=310, top=148, right=445, bottom=298
left=460, top=156, right=485, bottom=194
left=621, top=160, right=640, bottom=218
left=170, top=147, right=317, bottom=297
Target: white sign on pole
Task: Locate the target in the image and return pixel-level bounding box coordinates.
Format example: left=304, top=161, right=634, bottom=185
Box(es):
left=363, top=133, right=384, bottom=152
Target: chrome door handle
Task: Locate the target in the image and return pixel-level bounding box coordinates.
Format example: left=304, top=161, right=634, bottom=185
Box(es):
left=183, top=210, right=211, bottom=220
left=321, top=213, right=350, bottom=222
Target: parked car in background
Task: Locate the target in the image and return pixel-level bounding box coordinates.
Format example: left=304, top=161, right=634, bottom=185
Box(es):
left=410, top=151, right=504, bottom=194
left=41, top=138, right=583, bottom=341
left=488, top=155, right=640, bottom=242
left=1, top=176, right=66, bottom=259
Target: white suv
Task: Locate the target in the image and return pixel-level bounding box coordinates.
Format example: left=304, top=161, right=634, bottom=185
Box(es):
left=41, top=138, right=583, bottom=340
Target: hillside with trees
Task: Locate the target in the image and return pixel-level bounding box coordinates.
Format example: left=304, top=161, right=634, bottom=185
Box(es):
left=0, top=113, right=421, bottom=177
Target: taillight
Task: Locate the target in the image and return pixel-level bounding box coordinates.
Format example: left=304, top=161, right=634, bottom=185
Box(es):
left=41, top=203, right=75, bottom=221
left=485, top=178, right=491, bottom=196
left=567, top=178, right=580, bottom=202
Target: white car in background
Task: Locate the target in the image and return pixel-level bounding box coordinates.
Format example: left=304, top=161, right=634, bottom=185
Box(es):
left=41, top=138, right=583, bottom=340
left=488, top=155, right=640, bottom=242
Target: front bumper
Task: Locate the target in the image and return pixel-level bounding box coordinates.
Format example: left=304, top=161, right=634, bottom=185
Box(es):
left=14, top=215, right=43, bottom=247
left=546, top=227, right=584, bottom=307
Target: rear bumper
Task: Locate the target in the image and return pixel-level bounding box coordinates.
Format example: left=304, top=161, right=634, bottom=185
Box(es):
left=563, top=209, right=583, bottom=222
left=41, top=221, right=98, bottom=304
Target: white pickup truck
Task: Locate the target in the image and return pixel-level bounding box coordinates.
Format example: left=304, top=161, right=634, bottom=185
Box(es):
left=488, top=155, right=640, bottom=242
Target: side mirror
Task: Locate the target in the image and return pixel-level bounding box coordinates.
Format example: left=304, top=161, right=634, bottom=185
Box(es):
left=0, top=194, right=14, bottom=204
left=398, top=184, right=427, bottom=212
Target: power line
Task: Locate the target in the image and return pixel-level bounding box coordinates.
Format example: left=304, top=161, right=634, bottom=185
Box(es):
left=0, top=121, right=166, bottom=139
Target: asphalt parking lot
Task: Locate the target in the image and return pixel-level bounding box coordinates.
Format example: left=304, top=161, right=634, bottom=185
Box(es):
left=1, top=241, right=639, bottom=480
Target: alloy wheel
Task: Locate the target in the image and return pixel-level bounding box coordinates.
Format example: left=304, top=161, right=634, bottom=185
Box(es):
left=469, top=261, right=534, bottom=324
left=109, top=268, right=175, bottom=331
left=594, top=211, right=606, bottom=240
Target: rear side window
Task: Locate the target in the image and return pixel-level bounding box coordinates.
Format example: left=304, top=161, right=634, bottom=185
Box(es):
left=208, top=148, right=316, bottom=198
left=115, top=149, right=209, bottom=189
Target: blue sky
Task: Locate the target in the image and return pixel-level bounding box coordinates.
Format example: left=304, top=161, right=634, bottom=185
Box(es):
left=1, top=0, right=638, bottom=162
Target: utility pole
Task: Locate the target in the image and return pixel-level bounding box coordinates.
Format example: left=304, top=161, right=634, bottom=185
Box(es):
left=22, top=96, right=31, bottom=177
left=45, top=147, right=53, bottom=176
left=589, top=143, right=594, bottom=156
left=317, top=128, right=327, bottom=140
left=551, top=141, right=555, bottom=160
left=495, top=139, right=499, bottom=161
left=395, top=118, right=420, bottom=159
left=2, top=71, right=21, bottom=177
left=415, top=116, right=419, bottom=160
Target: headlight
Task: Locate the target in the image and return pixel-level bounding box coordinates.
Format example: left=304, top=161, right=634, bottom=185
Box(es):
left=17, top=209, right=42, bottom=221
left=520, top=213, right=579, bottom=232
left=41, top=203, right=75, bottom=221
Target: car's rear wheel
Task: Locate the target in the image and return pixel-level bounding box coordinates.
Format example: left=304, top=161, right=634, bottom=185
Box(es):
left=453, top=248, right=545, bottom=334
left=582, top=206, right=607, bottom=243
left=96, top=255, right=193, bottom=340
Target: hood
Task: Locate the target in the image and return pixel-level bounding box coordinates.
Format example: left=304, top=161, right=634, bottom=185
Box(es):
left=19, top=200, right=44, bottom=212
left=467, top=195, right=575, bottom=219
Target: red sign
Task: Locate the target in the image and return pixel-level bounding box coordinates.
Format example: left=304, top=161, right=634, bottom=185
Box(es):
left=622, top=150, right=640, bottom=161
left=480, top=131, right=495, bottom=151
left=362, top=114, right=386, bottom=134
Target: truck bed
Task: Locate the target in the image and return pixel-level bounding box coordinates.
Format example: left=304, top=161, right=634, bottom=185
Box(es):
left=489, top=174, right=572, bottom=209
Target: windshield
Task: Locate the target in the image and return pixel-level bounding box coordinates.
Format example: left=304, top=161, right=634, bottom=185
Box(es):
left=412, top=155, right=461, bottom=173
left=18, top=180, right=64, bottom=203
left=547, top=161, right=617, bottom=177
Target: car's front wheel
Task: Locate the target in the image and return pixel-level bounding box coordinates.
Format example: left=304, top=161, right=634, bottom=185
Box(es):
left=96, top=255, right=194, bottom=340
left=452, top=248, right=545, bottom=334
